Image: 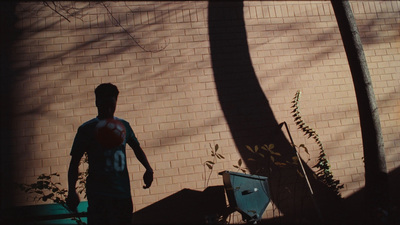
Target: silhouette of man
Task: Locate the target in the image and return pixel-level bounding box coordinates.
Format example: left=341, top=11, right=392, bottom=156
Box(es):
left=66, top=83, right=153, bottom=225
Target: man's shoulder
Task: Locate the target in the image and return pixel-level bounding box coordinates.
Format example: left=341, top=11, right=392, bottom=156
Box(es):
left=115, top=117, right=131, bottom=127
left=79, top=118, right=99, bottom=129
left=115, top=117, right=136, bottom=138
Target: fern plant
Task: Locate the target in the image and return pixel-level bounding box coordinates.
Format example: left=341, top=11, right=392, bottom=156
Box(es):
left=291, top=90, right=343, bottom=197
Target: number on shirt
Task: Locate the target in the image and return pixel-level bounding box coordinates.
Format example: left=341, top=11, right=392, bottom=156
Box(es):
left=105, top=150, right=126, bottom=172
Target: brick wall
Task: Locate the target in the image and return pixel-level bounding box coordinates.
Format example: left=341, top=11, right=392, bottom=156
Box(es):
left=6, top=0, right=399, bottom=221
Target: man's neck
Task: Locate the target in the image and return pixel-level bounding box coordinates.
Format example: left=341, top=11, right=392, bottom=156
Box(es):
left=97, top=115, right=114, bottom=120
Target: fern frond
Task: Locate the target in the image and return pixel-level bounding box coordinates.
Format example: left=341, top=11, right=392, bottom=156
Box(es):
left=290, top=90, right=343, bottom=198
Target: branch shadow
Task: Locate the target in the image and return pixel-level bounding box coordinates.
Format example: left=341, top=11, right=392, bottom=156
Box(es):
left=208, top=1, right=343, bottom=223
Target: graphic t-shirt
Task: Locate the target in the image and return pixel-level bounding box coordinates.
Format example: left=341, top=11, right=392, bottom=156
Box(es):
left=70, top=117, right=140, bottom=199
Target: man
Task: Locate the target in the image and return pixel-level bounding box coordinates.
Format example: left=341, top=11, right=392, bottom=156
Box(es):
left=66, top=83, right=153, bottom=225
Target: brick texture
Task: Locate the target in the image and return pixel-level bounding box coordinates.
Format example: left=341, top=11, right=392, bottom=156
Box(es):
left=7, top=0, right=400, bottom=220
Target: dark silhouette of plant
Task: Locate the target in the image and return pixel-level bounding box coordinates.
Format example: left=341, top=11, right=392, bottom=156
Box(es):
left=291, top=90, right=343, bottom=197
left=244, top=143, right=311, bottom=220
left=245, top=144, right=308, bottom=178
left=17, top=153, right=89, bottom=224
left=17, top=173, right=86, bottom=225
left=18, top=173, right=67, bottom=205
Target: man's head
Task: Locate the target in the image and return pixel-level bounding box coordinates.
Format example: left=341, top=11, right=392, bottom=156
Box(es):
left=95, top=83, right=119, bottom=119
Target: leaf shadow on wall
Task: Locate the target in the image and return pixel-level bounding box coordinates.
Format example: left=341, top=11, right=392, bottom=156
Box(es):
left=208, top=1, right=344, bottom=223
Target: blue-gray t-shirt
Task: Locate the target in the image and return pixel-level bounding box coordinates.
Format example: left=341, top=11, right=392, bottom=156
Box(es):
left=70, top=117, right=140, bottom=199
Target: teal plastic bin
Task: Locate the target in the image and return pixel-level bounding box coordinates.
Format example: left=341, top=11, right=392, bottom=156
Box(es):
left=5, top=201, right=88, bottom=225
left=219, top=171, right=270, bottom=223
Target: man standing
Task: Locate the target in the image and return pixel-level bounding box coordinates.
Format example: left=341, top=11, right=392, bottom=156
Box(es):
left=67, top=83, right=153, bottom=225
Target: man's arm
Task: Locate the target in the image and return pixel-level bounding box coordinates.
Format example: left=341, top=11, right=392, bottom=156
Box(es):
left=66, top=154, right=81, bottom=212
left=129, top=140, right=153, bottom=188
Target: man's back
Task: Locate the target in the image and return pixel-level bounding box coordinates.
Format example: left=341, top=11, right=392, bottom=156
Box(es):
left=71, top=117, right=138, bottom=199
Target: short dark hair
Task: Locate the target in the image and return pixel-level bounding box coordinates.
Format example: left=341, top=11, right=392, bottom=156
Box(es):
left=95, top=83, right=119, bottom=99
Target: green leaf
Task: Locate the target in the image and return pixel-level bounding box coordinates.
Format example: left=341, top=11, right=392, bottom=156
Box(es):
left=245, top=145, right=254, bottom=153
left=274, top=162, right=286, bottom=167
left=268, top=149, right=281, bottom=156
left=254, top=145, right=259, bottom=152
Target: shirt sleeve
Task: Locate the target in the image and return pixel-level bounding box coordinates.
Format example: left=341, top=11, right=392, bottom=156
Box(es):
left=124, top=121, right=140, bottom=148
left=70, top=126, right=88, bottom=157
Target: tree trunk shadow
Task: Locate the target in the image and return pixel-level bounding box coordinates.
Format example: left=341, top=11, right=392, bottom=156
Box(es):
left=208, top=1, right=343, bottom=223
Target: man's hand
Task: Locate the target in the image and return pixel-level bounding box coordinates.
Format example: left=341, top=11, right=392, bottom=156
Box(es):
left=66, top=191, right=80, bottom=212
left=143, top=169, right=153, bottom=189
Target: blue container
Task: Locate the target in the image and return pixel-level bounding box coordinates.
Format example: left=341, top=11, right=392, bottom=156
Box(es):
left=219, top=171, right=270, bottom=222
left=5, top=201, right=88, bottom=225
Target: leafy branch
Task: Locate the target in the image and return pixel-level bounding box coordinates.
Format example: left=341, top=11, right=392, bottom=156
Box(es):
left=17, top=153, right=89, bottom=224
left=245, top=144, right=307, bottom=177
left=204, top=144, right=224, bottom=188
left=18, top=173, right=86, bottom=225
left=18, top=173, right=67, bottom=204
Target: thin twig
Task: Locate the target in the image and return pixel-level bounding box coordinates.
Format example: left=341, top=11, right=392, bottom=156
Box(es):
left=43, top=1, right=71, bottom=22
left=100, top=2, right=169, bottom=53
left=42, top=1, right=86, bottom=22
